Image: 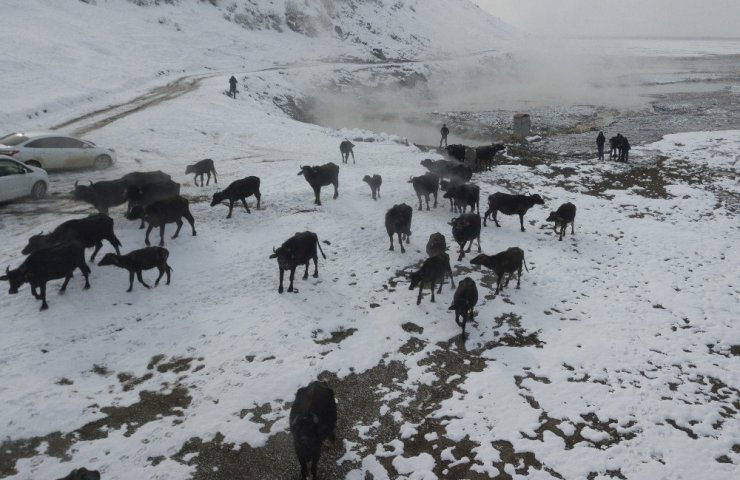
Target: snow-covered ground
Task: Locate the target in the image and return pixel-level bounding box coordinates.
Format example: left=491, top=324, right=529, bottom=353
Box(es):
left=1, top=2, right=739, bottom=480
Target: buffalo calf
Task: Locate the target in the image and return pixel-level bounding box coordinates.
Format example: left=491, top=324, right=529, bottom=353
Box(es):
left=299, top=163, right=339, bottom=206
left=126, top=196, right=196, bottom=246
left=470, top=247, right=529, bottom=295
left=339, top=140, right=355, bottom=164
left=362, top=174, right=382, bottom=200
left=211, top=176, right=261, bottom=218
left=450, top=213, right=481, bottom=260
left=484, top=192, right=544, bottom=231
left=426, top=232, right=447, bottom=258
left=185, top=158, right=217, bottom=186
left=385, top=204, right=412, bottom=253
left=409, top=173, right=439, bottom=211
left=290, top=381, right=337, bottom=480
left=449, top=277, right=478, bottom=338
left=98, top=247, right=172, bottom=292
left=409, top=253, right=455, bottom=304
left=270, top=231, right=327, bottom=293
left=546, top=202, right=576, bottom=241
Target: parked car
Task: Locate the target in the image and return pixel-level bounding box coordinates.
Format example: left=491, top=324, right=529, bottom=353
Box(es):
left=0, top=132, right=116, bottom=171
left=0, top=155, right=49, bottom=202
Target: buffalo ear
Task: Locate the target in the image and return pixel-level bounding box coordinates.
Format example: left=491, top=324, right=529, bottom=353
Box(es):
left=0, top=275, right=7, bottom=281
left=74, top=180, right=79, bottom=188
left=269, top=253, right=277, bottom=259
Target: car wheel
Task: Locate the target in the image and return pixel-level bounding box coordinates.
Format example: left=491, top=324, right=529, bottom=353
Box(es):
left=26, top=160, right=42, bottom=168
left=94, top=155, right=112, bottom=170
left=31, top=181, right=47, bottom=200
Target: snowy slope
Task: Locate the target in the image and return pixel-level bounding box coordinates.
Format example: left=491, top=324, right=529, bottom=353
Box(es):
left=1, top=2, right=739, bottom=480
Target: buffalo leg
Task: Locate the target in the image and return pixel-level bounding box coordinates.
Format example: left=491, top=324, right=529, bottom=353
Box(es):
left=278, top=268, right=285, bottom=294
left=417, top=195, right=423, bottom=211
left=516, top=266, right=522, bottom=289
left=477, top=234, right=482, bottom=252
left=165, top=265, right=171, bottom=285
left=60, top=274, right=72, bottom=293
left=127, top=271, right=135, bottom=292
left=571, top=221, right=575, bottom=235
left=31, top=285, right=40, bottom=300
left=299, top=457, right=308, bottom=480
left=519, top=213, right=526, bottom=232
left=313, top=255, right=319, bottom=278
left=172, top=220, right=183, bottom=239
left=205, top=172, right=211, bottom=186
left=288, top=267, right=296, bottom=292
left=425, top=194, right=430, bottom=211
left=155, top=266, right=166, bottom=285
left=436, top=278, right=443, bottom=294
left=184, top=212, right=197, bottom=236
left=145, top=224, right=154, bottom=246
left=466, top=239, right=473, bottom=253
left=303, top=262, right=309, bottom=280
left=458, top=242, right=465, bottom=261
left=417, top=284, right=423, bottom=305
left=388, top=233, right=395, bottom=251
left=433, top=191, right=438, bottom=208
left=139, top=218, right=146, bottom=230
left=351, top=150, right=355, bottom=164
left=90, top=242, right=103, bottom=261
left=311, top=449, right=321, bottom=479
left=241, top=198, right=250, bottom=214
left=559, top=225, right=564, bottom=241
left=136, top=270, right=151, bottom=289
left=377, top=185, right=380, bottom=198
left=314, top=187, right=321, bottom=206
left=212, top=169, right=217, bottom=185
left=398, top=233, right=405, bottom=253
left=109, top=236, right=122, bottom=255
left=483, top=208, right=491, bottom=226
left=227, top=200, right=234, bottom=219
left=494, top=275, right=502, bottom=295
left=39, top=283, right=48, bottom=310
left=81, top=264, right=91, bottom=289
left=430, top=281, right=436, bottom=302
left=333, top=181, right=338, bottom=199
left=255, top=191, right=261, bottom=209
left=493, top=210, right=501, bottom=227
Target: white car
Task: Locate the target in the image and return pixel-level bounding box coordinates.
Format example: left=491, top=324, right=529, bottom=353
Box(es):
left=0, top=155, right=49, bottom=202
left=0, top=131, right=116, bottom=171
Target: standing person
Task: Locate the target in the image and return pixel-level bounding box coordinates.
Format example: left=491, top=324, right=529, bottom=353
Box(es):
left=620, top=136, right=631, bottom=162
left=440, top=123, right=449, bottom=148
left=596, top=131, right=606, bottom=161
left=229, top=75, right=238, bottom=99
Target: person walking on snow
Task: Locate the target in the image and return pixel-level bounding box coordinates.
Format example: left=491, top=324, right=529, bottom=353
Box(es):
left=229, top=75, right=238, bottom=99
left=596, top=131, right=606, bottom=161
left=440, top=123, right=449, bottom=148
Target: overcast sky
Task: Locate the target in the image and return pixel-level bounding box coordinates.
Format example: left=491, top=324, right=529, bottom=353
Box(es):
left=473, top=0, right=740, bottom=38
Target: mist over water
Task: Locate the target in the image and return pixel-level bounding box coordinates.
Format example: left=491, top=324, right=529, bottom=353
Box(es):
left=306, top=37, right=740, bottom=145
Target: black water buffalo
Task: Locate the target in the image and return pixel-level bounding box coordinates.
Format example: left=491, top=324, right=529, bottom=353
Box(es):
left=475, top=143, right=505, bottom=170
left=409, top=253, right=455, bottom=305
left=21, top=214, right=122, bottom=262
left=299, top=163, right=339, bottom=205
left=445, top=144, right=467, bottom=162
left=126, top=196, right=196, bottom=246
left=210, top=176, right=261, bottom=218
left=546, top=202, right=576, bottom=241
left=1, top=243, right=91, bottom=310
left=98, top=247, right=172, bottom=292
left=440, top=178, right=464, bottom=211
left=290, top=381, right=337, bottom=480
left=385, top=203, right=412, bottom=253
left=362, top=174, right=382, bottom=200
left=443, top=183, right=480, bottom=214
left=420, top=158, right=472, bottom=182
left=450, top=213, right=481, bottom=260
left=270, top=231, right=327, bottom=293
left=185, top=158, right=218, bottom=186
left=125, top=180, right=181, bottom=228
left=449, top=277, right=478, bottom=338
left=339, top=140, right=355, bottom=164
left=425, top=232, right=447, bottom=258
left=483, top=192, right=544, bottom=231
left=72, top=171, right=172, bottom=215
left=72, top=179, right=127, bottom=215
left=470, top=247, right=529, bottom=295
left=55, top=468, right=101, bottom=480
left=409, top=173, right=439, bottom=211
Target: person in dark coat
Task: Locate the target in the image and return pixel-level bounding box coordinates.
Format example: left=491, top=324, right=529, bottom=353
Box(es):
left=229, top=75, right=238, bottom=99
left=439, top=124, right=449, bottom=148
left=619, top=136, right=631, bottom=162
left=596, top=131, right=606, bottom=161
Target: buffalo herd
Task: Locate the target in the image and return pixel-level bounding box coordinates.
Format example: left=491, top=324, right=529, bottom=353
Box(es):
left=2, top=137, right=580, bottom=479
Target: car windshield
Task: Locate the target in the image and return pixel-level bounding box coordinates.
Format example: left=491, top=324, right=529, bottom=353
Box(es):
left=0, top=133, right=29, bottom=146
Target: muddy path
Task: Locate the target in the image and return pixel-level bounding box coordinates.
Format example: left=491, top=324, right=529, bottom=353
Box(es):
left=51, top=74, right=216, bottom=137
